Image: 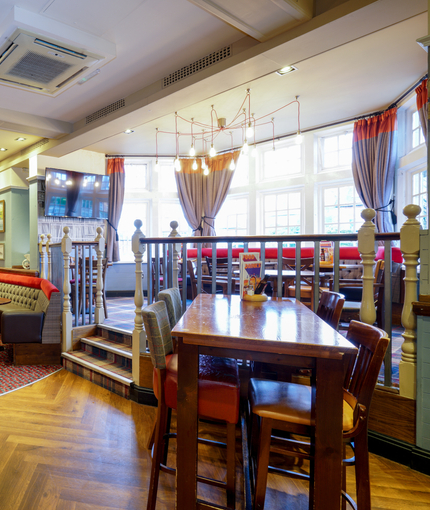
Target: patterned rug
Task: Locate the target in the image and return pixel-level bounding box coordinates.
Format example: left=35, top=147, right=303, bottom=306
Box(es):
left=0, top=344, right=63, bottom=396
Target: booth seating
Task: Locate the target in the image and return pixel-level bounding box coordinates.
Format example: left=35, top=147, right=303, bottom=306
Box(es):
left=0, top=273, right=61, bottom=365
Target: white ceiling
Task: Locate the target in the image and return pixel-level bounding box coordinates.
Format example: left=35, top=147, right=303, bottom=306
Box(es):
left=0, top=0, right=428, bottom=165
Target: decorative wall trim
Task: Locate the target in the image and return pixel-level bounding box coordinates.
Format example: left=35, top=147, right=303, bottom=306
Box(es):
left=129, top=383, right=157, bottom=406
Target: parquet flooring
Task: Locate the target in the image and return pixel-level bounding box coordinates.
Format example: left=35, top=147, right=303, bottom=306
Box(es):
left=0, top=369, right=429, bottom=510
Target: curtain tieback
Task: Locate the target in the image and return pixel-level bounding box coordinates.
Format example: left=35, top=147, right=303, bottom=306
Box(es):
left=107, top=219, right=119, bottom=241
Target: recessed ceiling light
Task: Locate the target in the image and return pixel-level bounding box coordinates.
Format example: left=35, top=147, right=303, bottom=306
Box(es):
left=15, top=137, right=26, bottom=141
left=0, top=148, right=7, bottom=152
left=276, top=65, right=297, bottom=76
left=124, top=129, right=134, bottom=134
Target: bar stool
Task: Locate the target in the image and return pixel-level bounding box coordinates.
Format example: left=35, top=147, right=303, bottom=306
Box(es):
left=142, top=300, right=240, bottom=510
left=248, top=320, right=389, bottom=510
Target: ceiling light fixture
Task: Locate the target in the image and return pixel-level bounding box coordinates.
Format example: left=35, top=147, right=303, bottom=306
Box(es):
left=0, top=148, right=7, bottom=152
left=155, top=90, right=302, bottom=170
left=124, top=129, right=134, bottom=134
left=295, top=95, right=303, bottom=144
left=154, top=128, right=160, bottom=172
left=276, top=65, right=297, bottom=76
left=15, top=137, right=26, bottom=141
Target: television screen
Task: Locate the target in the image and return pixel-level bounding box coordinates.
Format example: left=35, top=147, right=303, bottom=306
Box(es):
left=44, top=168, right=110, bottom=220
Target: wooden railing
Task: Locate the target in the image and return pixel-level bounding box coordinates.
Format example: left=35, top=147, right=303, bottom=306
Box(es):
left=133, top=206, right=421, bottom=398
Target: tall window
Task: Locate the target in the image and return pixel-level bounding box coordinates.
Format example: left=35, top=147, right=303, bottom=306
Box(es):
left=261, top=142, right=302, bottom=180
left=412, top=168, right=428, bottom=228
left=262, top=190, right=302, bottom=239
left=319, top=131, right=353, bottom=171
left=322, top=184, right=363, bottom=234
left=412, top=110, right=425, bottom=149
left=215, top=196, right=248, bottom=243
left=159, top=200, right=192, bottom=238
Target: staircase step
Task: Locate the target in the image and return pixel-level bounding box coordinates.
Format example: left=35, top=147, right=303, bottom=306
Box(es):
left=62, top=351, right=132, bottom=385
left=81, top=336, right=133, bottom=359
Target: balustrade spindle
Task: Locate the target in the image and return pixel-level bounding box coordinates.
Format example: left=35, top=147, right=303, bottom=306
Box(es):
left=357, top=208, right=376, bottom=325
left=168, top=220, right=181, bottom=289
left=61, top=226, right=73, bottom=352
left=39, top=234, right=45, bottom=278
left=46, top=234, right=52, bottom=281
left=132, top=219, right=146, bottom=384
left=399, top=204, right=421, bottom=399
left=94, top=227, right=105, bottom=324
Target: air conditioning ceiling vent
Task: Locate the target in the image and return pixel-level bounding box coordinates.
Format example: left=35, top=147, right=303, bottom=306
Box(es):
left=0, top=29, right=104, bottom=94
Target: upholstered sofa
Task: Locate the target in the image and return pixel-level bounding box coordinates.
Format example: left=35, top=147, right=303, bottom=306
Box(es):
left=0, top=274, right=61, bottom=365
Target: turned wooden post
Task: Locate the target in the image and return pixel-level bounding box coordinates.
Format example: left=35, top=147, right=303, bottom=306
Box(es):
left=399, top=204, right=421, bottom=399
left=94, top=227, right=105, bottom=325
left=357, top=208, right=376, bottom=325
left=39, top=234, right=45, bottom=278
left=131, top=219, right=147, bottom=384
left=168, top=220, right=181, bottom=288
left=61, top=226, right=73, bottom=352
left=46, top=234, right=52, bottom=281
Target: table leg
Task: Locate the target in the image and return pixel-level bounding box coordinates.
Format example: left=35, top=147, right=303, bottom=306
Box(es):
left=176, top=337, right=199, bottom=510
left=313, top=357, right=344, bottom=510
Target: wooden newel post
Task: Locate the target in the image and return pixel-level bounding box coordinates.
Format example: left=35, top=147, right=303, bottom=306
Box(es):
left=46, top=234, right=52, bottom=281
left=61, top=226, right=73, bottom=352
left=357, top=208, right=376, bottom=325
left=131, top=219, right=147, bottom=385
left=399, top=204, right=421, bottom=399
left=94, top=227, right=105, bottom=325
left=39, top=234, right=45, bottom=279
left=168, top=220, right=181, bottom=288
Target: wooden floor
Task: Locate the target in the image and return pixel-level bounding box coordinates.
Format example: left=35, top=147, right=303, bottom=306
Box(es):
left=0, top=370, right=429, bottom=510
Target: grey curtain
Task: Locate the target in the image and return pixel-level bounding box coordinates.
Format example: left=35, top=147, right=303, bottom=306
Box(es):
left=106, top=158, right=125, bottom=262
left=415, top=80, right=428, bottom=146
left=175, top=159, right=204, bottom=236
left=352, top=108, right=397, bottom=233
left=202, top=151, right=241, bottom=236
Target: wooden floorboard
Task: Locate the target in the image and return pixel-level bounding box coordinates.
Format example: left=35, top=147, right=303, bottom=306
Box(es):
left=0, top=369, right=429, bottom=510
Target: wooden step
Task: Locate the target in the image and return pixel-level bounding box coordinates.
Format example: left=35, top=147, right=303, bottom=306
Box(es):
left=80, top=335, right=132, bottom=358
left=62, top=351, right=132, bottom=385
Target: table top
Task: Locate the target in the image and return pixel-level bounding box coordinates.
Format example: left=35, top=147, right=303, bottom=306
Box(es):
left=172, top=294, right=357, bottom=358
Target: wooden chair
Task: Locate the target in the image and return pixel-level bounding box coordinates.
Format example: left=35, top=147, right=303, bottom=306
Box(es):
left=248, top=320, right=389, bottom=510
left=142, top=300, right=240, bottom=510
left=187, top=259, right=228, bottom=300
left=282, top=257, right=315, bottom=309
left=205, top=256, right=230, bottom=276
left=316, top=290, right=345, bottom=330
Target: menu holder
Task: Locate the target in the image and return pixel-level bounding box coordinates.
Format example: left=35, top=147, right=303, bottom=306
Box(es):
left=243, top=293, right=268, bottom=302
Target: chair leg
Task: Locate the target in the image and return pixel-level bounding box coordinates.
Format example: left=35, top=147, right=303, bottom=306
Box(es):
left=354, top=431, right=371, bottom=510
left=147, top=420, right=156, bottom=451
left=147, top=400, right=169, bottom=510
left=226, top=422, right=236, bottom=509
left=254, top=417, right=273, bottom=510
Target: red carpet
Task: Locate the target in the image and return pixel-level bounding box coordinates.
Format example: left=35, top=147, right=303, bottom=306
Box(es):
left=0, top=344, right=63, bottom=396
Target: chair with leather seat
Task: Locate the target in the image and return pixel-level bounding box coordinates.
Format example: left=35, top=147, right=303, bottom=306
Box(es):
left=248, top=320, right=389, bottom=510
left=142, top=300, right=240, bottom=510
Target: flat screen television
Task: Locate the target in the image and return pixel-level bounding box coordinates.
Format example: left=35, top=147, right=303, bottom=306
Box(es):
left=44, top=168, right=109, bottom=220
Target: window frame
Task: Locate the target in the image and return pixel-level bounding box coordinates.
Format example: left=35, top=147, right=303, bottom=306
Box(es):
left=259, top=186, right=304, bottom=238
left=316, top=126, right=353, bottom=174
left=258, top=139, right=304, bottom=182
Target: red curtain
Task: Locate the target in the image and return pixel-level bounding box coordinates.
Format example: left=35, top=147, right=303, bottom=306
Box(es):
left=106, top=158, right=125, bottom=262
left=352, top=108, right=397, bottom=233
left=415, top=79, right=428, bottom=146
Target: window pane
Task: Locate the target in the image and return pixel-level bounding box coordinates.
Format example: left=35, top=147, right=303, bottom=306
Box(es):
left=324, top=188, right=338, bottom=206
left=324, top=206, right=337, bottom=224
left=160, top=201, right=191, bottom=237
left=289, top=192, right=301, bottom=208
left=265, top=194, right=276, bottom=212
left=324, top=152, right=338, bottom=168
left=339, top=186, right=353, bottom=204
left=324, top=136, right=338, bottom=153
left=124, top=163, right=148, bottom=192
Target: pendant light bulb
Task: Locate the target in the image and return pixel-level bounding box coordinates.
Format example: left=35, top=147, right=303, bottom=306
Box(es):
left=203, top=167, right=210, bottom=176
left=229, top=158, right=235, bottom=171
left=189, top=144, right=196, bottom=157
left=192, top=159, right=198, bottom=170
left=295, top=130, right=303, bottom=144
left=242, top=140, right=249, bottom=154
left=154, top=160, right=160, bottom=172
left=246, top=122, right=254, bottom=138
left=209, top=144, right=216, bottom=157
left=174, top=157, right=181, bottom=171
left=201, top=158, right=206, bottom=170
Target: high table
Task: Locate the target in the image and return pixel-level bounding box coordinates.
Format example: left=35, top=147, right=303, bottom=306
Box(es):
left=173, top=294, right=357, bottom=509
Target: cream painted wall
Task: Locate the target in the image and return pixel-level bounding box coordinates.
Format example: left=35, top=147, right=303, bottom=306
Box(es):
left=37, top=149, right=105, bottom=175
left=0, top=167, right=30, bottom=190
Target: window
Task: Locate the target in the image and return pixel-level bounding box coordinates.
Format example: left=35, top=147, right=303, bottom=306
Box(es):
left=261, top=141, right=302, bottom=180
left=117, top=201, right=149, bottom=262
left=159, top=200, right=192, bottom=238
left=322, top=184, right=363, bottom=234
left=412, top=110, right=425, bottom=149
left=158, top=160, right=177, bottom=192
left=230, top=153, right=249, bottom=188
left=319, top=131, right=353, bottom=171
left=215, top=196, right=248, bottom=243
left=262, top=190, right=302, bottom=240
left=412, top=168, right=428, bottom=228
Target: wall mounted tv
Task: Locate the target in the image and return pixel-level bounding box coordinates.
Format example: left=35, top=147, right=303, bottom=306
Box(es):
left=45, top=168, right=109, bottom=220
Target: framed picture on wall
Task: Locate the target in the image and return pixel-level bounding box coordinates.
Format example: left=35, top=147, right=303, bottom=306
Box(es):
left=0, top=200, right=4, bottom=233
left=0, top=243, right=4, bottom=260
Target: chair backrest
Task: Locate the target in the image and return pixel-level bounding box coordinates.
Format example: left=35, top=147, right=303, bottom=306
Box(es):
left=142, top=301, right=174, bottom=369
left=282, top=257, right=314, bottom=271
left=205, top=257, right=230, bottom=276
left=344, top=320, right=389, bottom=413
left=316, top=291, right=345, bottom=330
left=158, top=287, right=182, bottom=329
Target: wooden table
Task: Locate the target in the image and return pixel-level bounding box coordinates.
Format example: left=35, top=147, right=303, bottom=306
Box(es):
left=173, top=294, right=357, bottom=510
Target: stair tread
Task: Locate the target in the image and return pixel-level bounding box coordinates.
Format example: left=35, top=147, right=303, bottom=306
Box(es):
left=81, top=336, right=132, bottom=357
left=62, top=351, right=132, bottom=383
